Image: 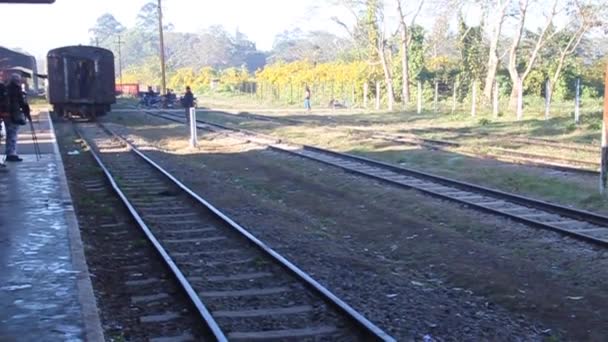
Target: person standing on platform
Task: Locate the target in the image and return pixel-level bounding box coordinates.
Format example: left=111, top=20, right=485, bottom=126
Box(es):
left=3, top=74, right=31, bottom=162
left=181, top=86, right=195, bottom=124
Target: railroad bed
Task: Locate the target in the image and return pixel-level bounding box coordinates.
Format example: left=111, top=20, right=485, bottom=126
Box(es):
left=76, top=123, right=394, bottom=341
left=149, top=111, right=608, bottom=247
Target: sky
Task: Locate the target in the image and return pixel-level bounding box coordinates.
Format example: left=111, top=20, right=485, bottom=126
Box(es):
left=1, top=0, right=559, bottom=62
left=0, top=0, right=341, bottom=59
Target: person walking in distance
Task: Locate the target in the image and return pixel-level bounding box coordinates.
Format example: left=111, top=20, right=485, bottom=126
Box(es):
left=182, top=86, right=195, bottom=123
left=304, top=86, right=311, bottom=112
left=3, top=74, right=31, bottom=162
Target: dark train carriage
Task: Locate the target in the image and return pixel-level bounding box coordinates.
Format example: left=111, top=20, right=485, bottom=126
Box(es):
left=47, top=45, right=115, bottom=118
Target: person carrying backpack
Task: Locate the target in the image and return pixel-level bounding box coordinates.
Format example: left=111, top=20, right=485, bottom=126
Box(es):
left=2, top=74, right=31, bottom=162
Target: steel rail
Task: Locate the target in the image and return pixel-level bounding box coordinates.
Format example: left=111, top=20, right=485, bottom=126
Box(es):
left=99, top=121, right=396, bottom=342
left=74, top=125, right=228, bottom=341
left=151, top=110, right=608, bottom=247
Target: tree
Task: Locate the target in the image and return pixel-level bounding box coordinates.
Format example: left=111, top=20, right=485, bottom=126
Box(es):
left=271, top=29, right=354, bottom=63
left=482, top=0, right=512, bottom=101
left=507, top=0, right=559, bottom=119
left=89, top=13, right=124, bottom=49
left=545, top=0, right=607, bottom=115
left=457, top=17, right=486, bottom=101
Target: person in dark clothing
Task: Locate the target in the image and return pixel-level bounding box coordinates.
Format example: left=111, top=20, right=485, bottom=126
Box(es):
left=182, top=86, right=195, bottom=123
left=3, top=74, right=31, bottom=162
left=145, top=86, right=155, bottom=106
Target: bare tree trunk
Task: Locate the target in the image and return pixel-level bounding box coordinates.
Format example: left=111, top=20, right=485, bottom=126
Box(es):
left=483, top=0, right=510, bottom=101
left=508, top=0, right=558, bottom=117
left=378, top=40, right=395, bottom=111
left=364, top=82, right=369, bottom=108
left=396, top=0, right=410, bottom=104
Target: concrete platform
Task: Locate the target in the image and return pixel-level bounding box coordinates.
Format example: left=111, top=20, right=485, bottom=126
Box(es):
left=0, top=112, right=103, bottom=341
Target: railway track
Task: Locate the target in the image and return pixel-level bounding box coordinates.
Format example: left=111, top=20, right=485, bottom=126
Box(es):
left=75, top=122, right=394, bottom=341
left=200, top=110, right=601, bottom=175
left=146, top=110, right=608, bottom=247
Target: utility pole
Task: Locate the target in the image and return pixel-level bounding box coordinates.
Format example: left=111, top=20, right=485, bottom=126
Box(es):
left=117, top=35, right=123, bottom=88
left=157, top=0, right=167, bottom=95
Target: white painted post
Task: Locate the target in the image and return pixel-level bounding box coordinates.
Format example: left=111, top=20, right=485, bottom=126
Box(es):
left=452, top=81, right=457, bottom=114
left=516, top=78, right=524, bottom=121
left=575, top=77, right=581, bottom=124
left=375, top=81, right=381, bottom=110
left=544, top=79, right=551, bottom=120
left=471, top=80, right=477, bottom=117
left=363, top=83, right=369, bottom=108
left=493, top=80, right=499, bottom=119
left=189, top=107, right=197, bottom=148
left=417, top=80, right=422, bottom=114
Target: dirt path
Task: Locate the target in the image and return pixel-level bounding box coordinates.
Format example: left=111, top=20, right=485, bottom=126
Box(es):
left=105, top=112, right=608, bottom=341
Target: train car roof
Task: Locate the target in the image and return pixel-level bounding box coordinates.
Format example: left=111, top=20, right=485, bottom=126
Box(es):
left=48, top=45, right=114, bottom=57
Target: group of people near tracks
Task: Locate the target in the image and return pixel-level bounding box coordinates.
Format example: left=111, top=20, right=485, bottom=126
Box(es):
left=140, top=86, right=195, bottom=110
left=0, top=73, right=31, bottom=167
left=140, top=85, right=195, bottom=124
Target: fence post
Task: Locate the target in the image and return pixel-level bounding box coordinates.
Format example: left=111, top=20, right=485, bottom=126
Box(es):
left=544, top=79, right=551, bottom=120
left=600, top=64, right=608, bottom=195
left=452, top=81, right=457, bottom=114
left=575, top=77, right=581, bottom=124
left=417, top=80, right=422, bottom=114
left=364, top=83, right=369, bottom=108
left=189, top=107, right=197, bottom=148
left=471, top=80, right=477, bottom=117
left=375, top=81, right=381, bottom=110
left=493, top=80, right=499, bottom=119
